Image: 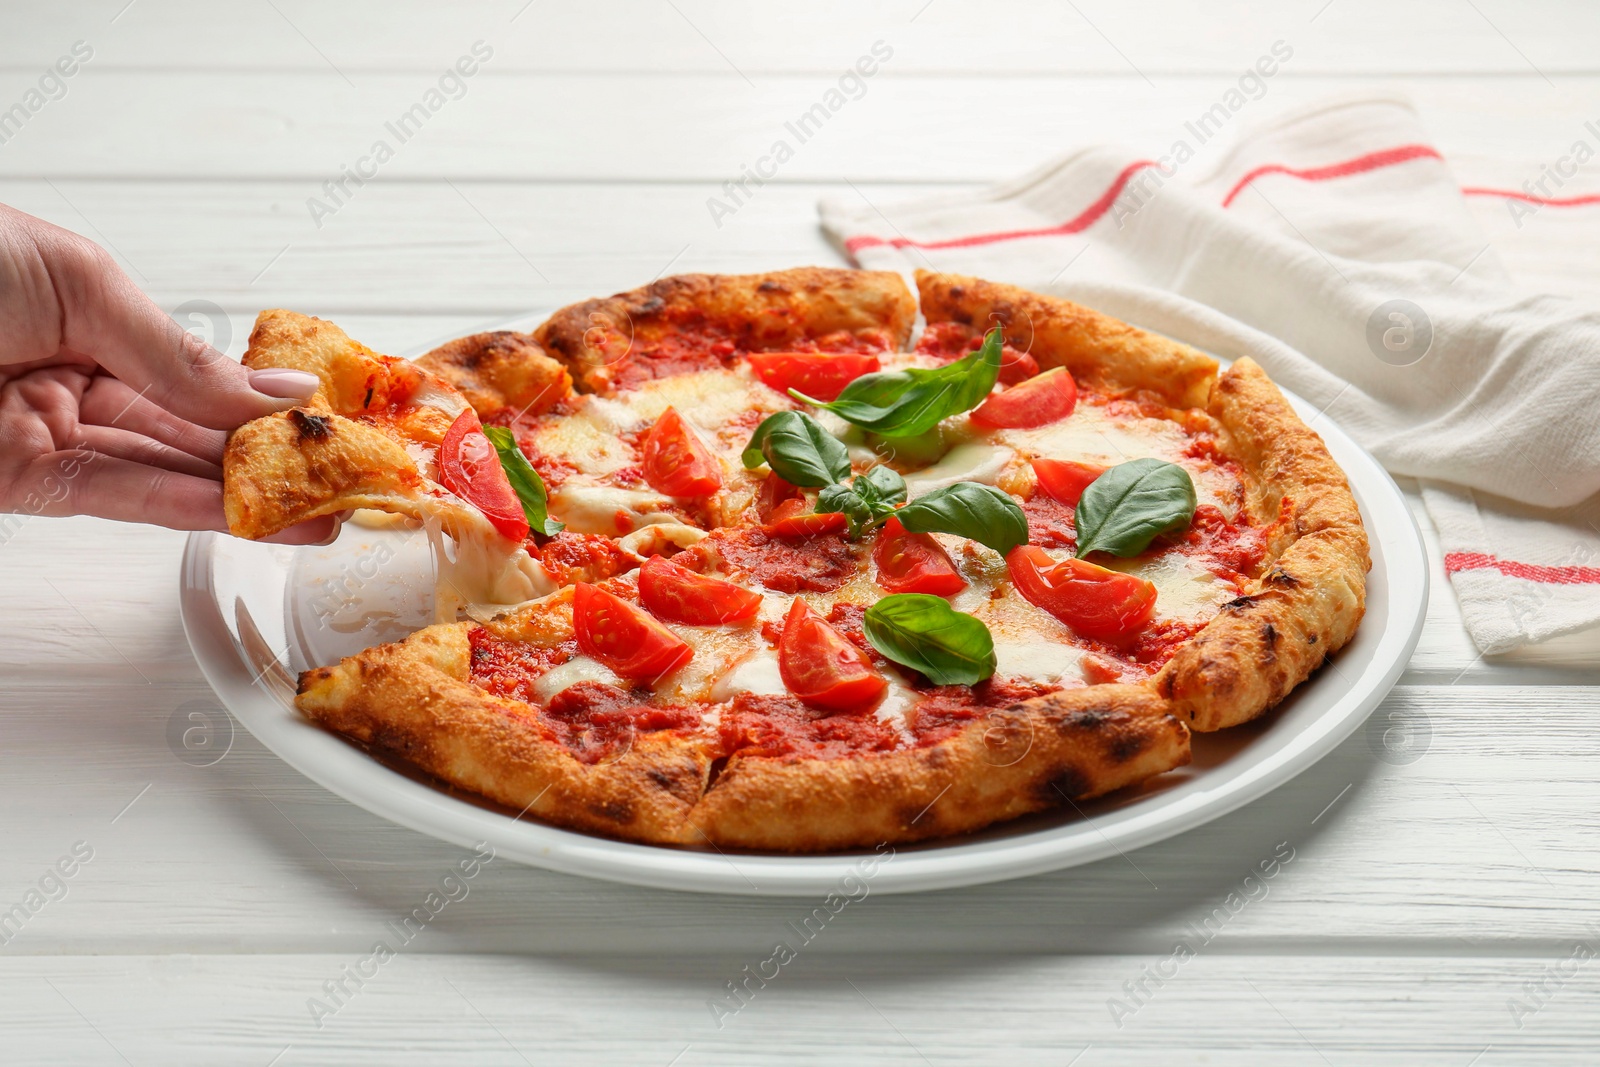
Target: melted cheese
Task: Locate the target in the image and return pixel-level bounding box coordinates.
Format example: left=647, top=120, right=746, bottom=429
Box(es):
left=533, top=655, right=625, bottom=703
left=1107, top=551, right=1238, bottom=622
left=902, top=441, right=1010, bottom=496
left=425, top=513, right=556, bottom=622
left=710, top=648, right=787, bottom=701
left=526, top=408, right=638, bottom=479
left=547, top=485, right=680, bottom=537
left=623, top=368, right=783, bottom=431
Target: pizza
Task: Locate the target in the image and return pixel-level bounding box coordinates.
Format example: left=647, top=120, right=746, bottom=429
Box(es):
left=221, top=267, right=1369, bottom=852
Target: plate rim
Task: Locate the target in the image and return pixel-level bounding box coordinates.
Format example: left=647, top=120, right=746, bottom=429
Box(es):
left=182, top=338, right=1427, bottom=899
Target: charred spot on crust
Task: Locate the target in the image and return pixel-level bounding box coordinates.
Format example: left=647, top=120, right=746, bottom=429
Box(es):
left=297, top=667, right=333, bottom=695
left=757, top=280, right=788, bottom=293
left=1260, top=623, right=1279, bottom=665
left=289, top=409, right=331, bottom=441
left=1265, top=568, right=1299, bottom=587
left=948, top=285, right=966, bottom=300
left=703, top=755, right=730, bottom=792
left=1307, top=632, right=1320, bottom=644
left=1110, top=731, right=1147, bottom=763
left=1222, top=594, right=1255, bottom=612
left=636, top=296, right=665, bottom=316
left=901, top=799, right=940, bottom=829
left=589, top=799, right=634, bottom=824
left=1061, top=707, right=1110, bottom=733
left=1039, top=765, right=1091, bottom=804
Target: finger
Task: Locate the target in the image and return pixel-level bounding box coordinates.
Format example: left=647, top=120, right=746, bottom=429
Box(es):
left=14, top=451, right=336, bottom=544
left=263, top=515, right=342, bottom=546
left=30, top=223, right=320, bottom=431
left=64, top=425, right=223, bottom=481
left=78, top=375, right=228, bottom=463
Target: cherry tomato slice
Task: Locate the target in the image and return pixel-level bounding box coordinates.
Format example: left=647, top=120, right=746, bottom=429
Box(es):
left=1005, top=546, right=1157, bottom=643
left=638, top=554, right=763, bottom=625
left=872, top=516, right=966, bottom=596
left=777, top=599, right=887, bottom=711
left=755, top=471, right=803, bottom=521
left=747, top=351, right=881, bottom=402
left=971, top=367, right=1078, bottom=429
left=571, top=582, right=694, bottom=683
left=641, top=407, right=723, bottom=497
left=998, top=347, right=1040, bottom=385
left=438, top=408, right=530, bottom=542
left=763, top=498, right=849, bottom=539
left=1031, top=458, right=1107, bottom=507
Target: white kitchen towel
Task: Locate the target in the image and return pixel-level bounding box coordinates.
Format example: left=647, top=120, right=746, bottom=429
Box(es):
left=820, top=95, right=1600, bottom=654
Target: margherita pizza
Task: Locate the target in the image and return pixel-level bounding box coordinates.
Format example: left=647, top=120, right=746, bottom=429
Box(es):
left=221, top=267, right=1368, bottom=851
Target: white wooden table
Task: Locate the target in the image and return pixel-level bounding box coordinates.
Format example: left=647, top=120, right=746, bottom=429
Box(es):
left=4, top=3, right=1600, bottom=1062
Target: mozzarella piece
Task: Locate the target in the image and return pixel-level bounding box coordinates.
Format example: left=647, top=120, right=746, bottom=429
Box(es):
left=526, top=407, right=638, bottom=479
left=1108, top=551, right=1238, bottom=622
left=616, top=523, right=706, bottom=556
left=547, top=485, right=680, bottom=537
left=532, top=655, right=625, bottom=703
left=874, top=670, right=920, bottom=745
left=408, top=378, right=470, bottom=417
left=901, top=441, right=1010, bottom=496
left=625, top=369, right=782, bottom=431
left=710, top=648, right=788, bottom=701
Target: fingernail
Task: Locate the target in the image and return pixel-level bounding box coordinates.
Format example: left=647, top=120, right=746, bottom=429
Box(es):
left=248, top=368, right=322, bottom=401
left=314, top=517, right=344, bottom=547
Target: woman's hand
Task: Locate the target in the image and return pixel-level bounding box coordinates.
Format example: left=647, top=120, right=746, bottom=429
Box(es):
left=0, top=203, right=336, bottom=542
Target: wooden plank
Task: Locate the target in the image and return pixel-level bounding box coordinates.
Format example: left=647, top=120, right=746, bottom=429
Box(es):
left=1, top=73, right=1597, bottom=183
left=4, top=0, right=1598, bottom=75
left=0, top=180, right=881, bottom=322
left=1, top=677, right=1596, bottom=955
left=0, top=953, right=1594, bottom=1065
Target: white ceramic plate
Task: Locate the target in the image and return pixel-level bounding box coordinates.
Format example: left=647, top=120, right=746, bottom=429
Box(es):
left=181, top=309, right=1427, bottom=897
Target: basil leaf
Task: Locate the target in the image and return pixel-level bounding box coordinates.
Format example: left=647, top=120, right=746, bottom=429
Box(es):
left=854, top=464, right=906, bottom=509
left=895, top=482, right=1029, bottom=557
left=1073, top=458, right=1196, bottom=558
left=792, top=328, right=1003, bottom=438
left=740, top=410, right=851, bottom=488
left=483, top=425, right=564, bottom=536
left=816, top=482, right=873, bottom=536
left=815, top=465, right=906, bottom=537
left=864, top=593, right=996, bottom=686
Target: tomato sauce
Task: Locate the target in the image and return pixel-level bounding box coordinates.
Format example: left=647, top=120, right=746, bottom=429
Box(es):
left=908, top=677, right=1062, bottom=746
left=542, top=681, right=699, bottom=764
left=1022, top=493, right=1078, bottom=549
left=607, top=315, right=895, bottom=391
left=687, top=527, right=861, bottom=594
left=718, top=693, right=902, bottom=762
left=536, top=532, right=636, bottom=584
left=468, top=627, right=575, bottom=706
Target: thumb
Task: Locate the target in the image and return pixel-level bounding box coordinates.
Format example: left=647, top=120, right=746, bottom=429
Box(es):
left=41, top=226, right=319, bottom=430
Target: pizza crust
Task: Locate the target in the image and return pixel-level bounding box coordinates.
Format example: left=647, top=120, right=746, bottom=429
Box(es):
left=1154, top=358, right=1370, bottom=731
left=296, top=621, right=716, bottom=845
left=916, top=270, right=1218, bottom=409
left=297, top=620, right=1189, bottom=850
left=691, top=686, right=1188, bottom=851
left=536, top=267, right=917, bottom=394
left=416, top=331, right=571, bottom=421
